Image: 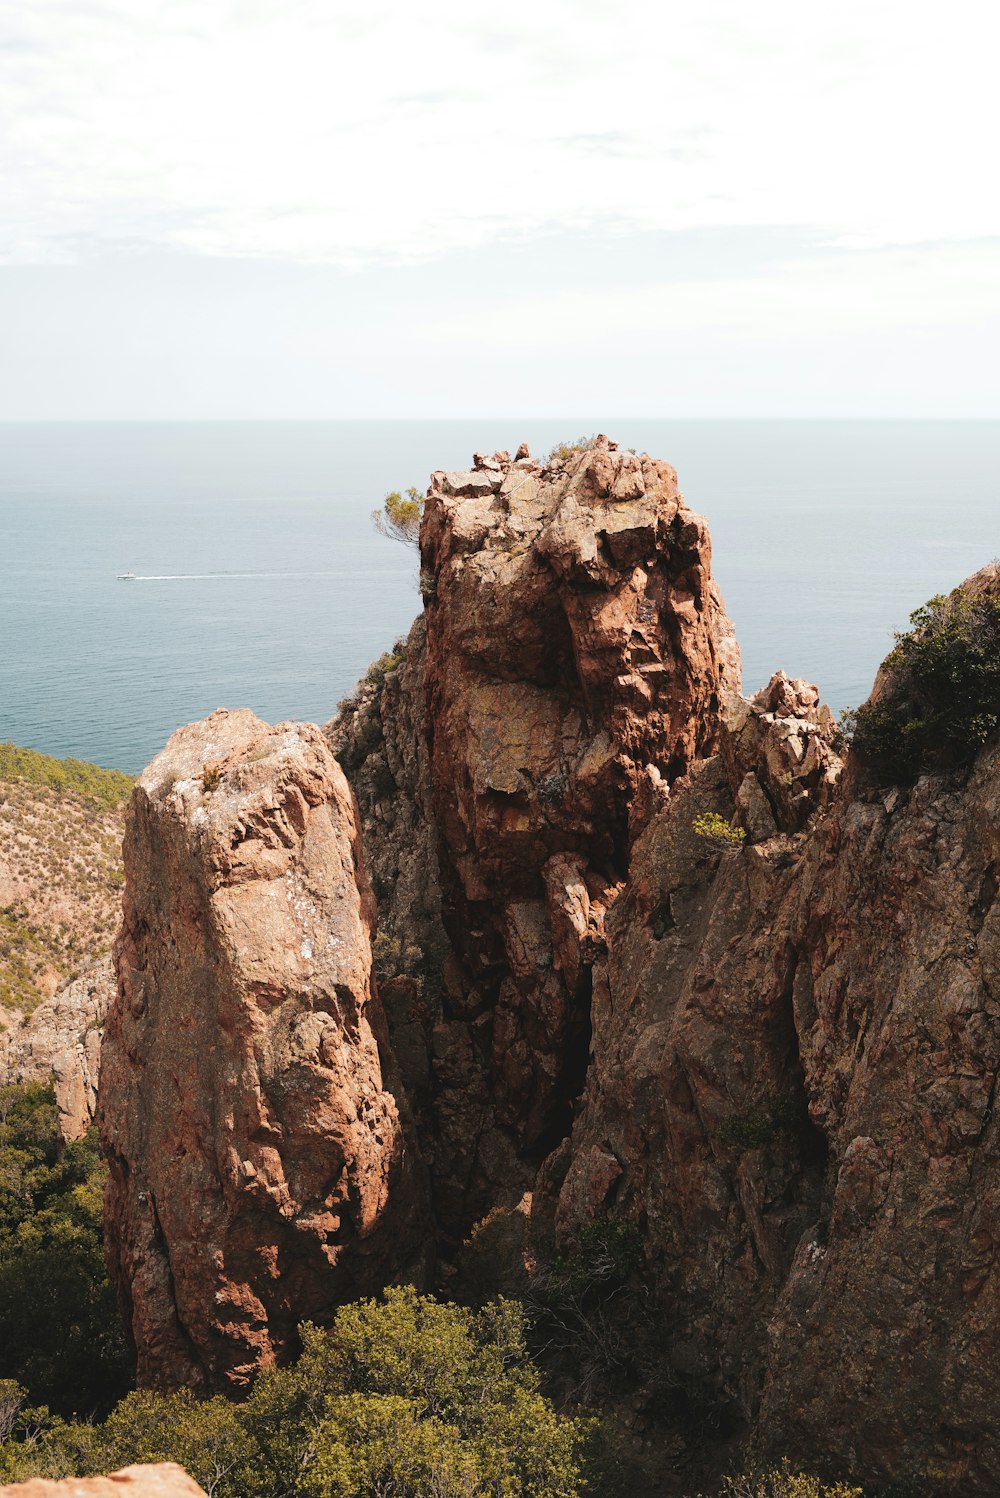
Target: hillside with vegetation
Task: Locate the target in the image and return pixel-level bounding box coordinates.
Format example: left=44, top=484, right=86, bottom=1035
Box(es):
left=0, top=744, right=130, bottom=1016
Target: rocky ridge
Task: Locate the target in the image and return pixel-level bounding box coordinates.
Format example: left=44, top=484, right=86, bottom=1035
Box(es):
left=329, top=435, right=740, bottom=1231
left=96, top=438, right=1000, bottom=1492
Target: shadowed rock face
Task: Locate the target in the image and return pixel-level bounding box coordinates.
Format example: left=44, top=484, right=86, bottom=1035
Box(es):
left=545, top=591, right=1000, bottom=1492
left=99, top=710, right=428, bottom=1393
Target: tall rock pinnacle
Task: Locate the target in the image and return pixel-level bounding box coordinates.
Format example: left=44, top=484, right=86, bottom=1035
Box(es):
left=100, top=710, right=427, bottom=1392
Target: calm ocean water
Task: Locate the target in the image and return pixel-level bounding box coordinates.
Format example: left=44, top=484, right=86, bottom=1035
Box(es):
left=1, top=420, right=997, bottom=775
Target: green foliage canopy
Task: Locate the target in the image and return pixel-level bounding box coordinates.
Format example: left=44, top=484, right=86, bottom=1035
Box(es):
left=0, top=1084, right=132, bottom=1418
left=0, top=1287, right=589, bottom=1498
left=844, top=584, right=1000, bottom=784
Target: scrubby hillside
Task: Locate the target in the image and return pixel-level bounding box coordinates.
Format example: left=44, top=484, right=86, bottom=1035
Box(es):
left=0, top=745, right=130, bottom=1016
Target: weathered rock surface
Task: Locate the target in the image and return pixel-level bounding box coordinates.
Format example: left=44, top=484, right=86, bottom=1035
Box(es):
left=331, top=436, right=740, bottom=1231
left=104, top=433, right=1000, bottom=1491
left=99, top=709, right=428, bottom=1393
left=0, top=1464, right=207, bottom=1498
left=545, top=627, right=1000, bottom=1491
left=0, top=958, right=113, bottom=1138
left=537, top=678, right=844, bottom=1413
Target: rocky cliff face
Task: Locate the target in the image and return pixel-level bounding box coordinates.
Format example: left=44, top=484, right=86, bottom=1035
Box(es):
left=0, top=958, right=113, bottom=1139
left=329, top=436, right=740, bottom=1231
left=543, top=643, right=1000, bottom=1491
left=103, top=436, right=1000, bottom=1492
left=100, top=710, right=427, bottom=1393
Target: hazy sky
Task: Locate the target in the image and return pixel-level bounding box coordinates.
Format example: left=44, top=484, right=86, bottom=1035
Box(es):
left=1, top=0, right=997, bottom=418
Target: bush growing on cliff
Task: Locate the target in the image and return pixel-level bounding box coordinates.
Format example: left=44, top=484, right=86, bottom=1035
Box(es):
left=0, top=1083, right=132, bottom=1417
left=692, top=812, right=747, bottom=852
left=371, top=487, right=424, bottom=548
left=844, top=584, right=1000, bottom=784
left=546, top=436, right=597, bottom=464
left=0, top=1287, right=590, bottom=1497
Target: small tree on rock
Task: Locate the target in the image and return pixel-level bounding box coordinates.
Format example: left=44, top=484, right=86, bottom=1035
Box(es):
left=372, top=488, right=424, bottom=548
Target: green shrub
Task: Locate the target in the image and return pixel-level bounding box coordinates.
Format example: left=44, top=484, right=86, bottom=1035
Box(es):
left=1, top=1288, right=590, bottom=1498
left=711, top=1461, right=863, bottom=1496
left=0, top=744, right=132, bottom=810
left=363, top=650, right=404, bottom=687
left=692, top=812, right=747, bottom=852
left=201, top=763, right=222, bottom=793
left=844, top=584, right=1000, bottom=784
left=372, top=487, right=424, bottom=548
left=527, top=1221, right=648, bottom=1401
left=0, top=1084, right=132, bottom=1417
left=546, top=436, right=597, bottom=464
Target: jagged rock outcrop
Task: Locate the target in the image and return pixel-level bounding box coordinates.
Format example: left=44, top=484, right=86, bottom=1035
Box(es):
left=0, top=958, right=113, bottom=1139
left=99, top=710, right=428, bottom=1393
left=0, top=1465, right=207, bottom=1498
left=103, top=433, right=1000, bottom=1490
left=330, top=436, right=740, bottom=1230
left=537, top=676, right=845, bottom=1412
left=544, top=621, right=1000, bottom=1491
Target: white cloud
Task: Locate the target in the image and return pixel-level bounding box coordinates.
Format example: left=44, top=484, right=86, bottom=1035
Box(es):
left=2, top=0, right=998, bottom=265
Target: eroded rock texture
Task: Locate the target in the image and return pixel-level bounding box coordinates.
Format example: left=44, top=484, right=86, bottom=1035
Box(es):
left=330, top=436, right=740, bottom=1230
left=0, top=958, right=113, bottom=1139
left=547, top=639, right=1000, bottom=1491
left=100, top=710, right=427, bottom=1393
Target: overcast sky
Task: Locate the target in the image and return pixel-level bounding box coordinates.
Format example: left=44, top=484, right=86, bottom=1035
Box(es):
left=1, top=0, right=997, bottom=418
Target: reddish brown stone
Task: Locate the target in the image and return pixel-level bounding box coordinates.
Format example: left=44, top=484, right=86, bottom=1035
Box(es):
left=99, top=710, right=428, bottom=1393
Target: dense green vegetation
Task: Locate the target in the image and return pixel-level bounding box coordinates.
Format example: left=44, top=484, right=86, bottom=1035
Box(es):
left=0, top=1083, right=132, bottom=1417
left=0, top=743, right=133, bottom=810
left=0, top=1089, right=892, bottom=1495
left=843, top=584, right=1000, bottom=784
left=0, top=1287, right=589, bottom=1496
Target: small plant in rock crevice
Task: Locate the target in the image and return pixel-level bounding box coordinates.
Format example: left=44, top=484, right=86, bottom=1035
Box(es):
left=692, top=812, right=747, bottom=853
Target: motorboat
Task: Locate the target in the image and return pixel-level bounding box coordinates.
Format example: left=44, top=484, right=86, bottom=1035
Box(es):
left=117, top=571, right=137, bottom=581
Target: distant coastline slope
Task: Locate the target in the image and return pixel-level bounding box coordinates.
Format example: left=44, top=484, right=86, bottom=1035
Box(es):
left=0, top=743, right=129, bottom=1015
left=0, top=745, right=129, bottom=1136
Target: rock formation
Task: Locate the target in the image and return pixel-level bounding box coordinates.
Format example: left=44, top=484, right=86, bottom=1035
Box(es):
left=102, top=436, right=1000, bottom=1492
left=329, top=435, right=740, bottom=1230
left=99, top=710, right=428, bottom=1393
left=0, top=958, right=113, bottom=1139
left=0, top=1465, right=207, bottom=1498
left=543, top=624, right=1000, bottom=1490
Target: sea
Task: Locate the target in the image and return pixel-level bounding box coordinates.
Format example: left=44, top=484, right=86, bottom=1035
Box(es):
left=0, top=420, right=997, bottom=776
